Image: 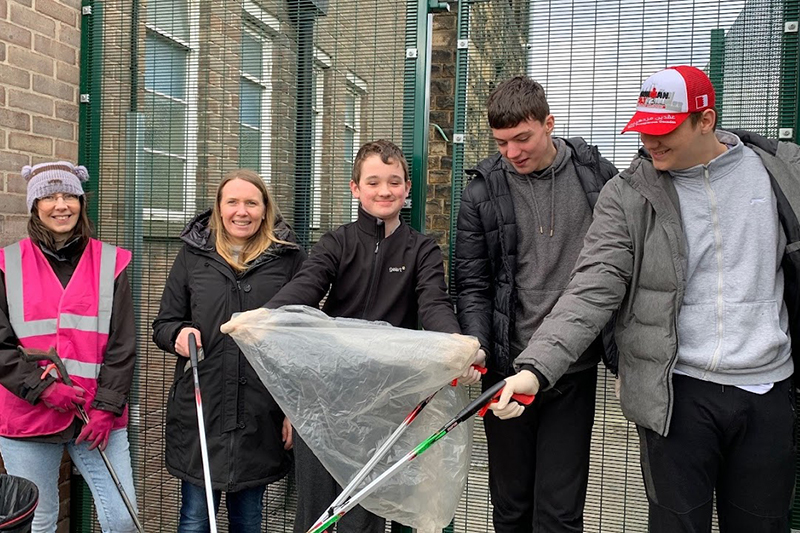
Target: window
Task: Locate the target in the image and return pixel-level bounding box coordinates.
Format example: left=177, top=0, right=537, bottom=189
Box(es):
left=142, top=0, right=198, bottom=220
left=344, top=74, right=367, bottom=221
left=310, top=49, right=330, bottom=229
left=239, top=24, right=272, bottom=177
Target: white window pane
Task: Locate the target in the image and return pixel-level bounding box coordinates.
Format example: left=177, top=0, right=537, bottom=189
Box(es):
left=240, top=79, right=262, bottom=127
left=344, top=128, right=354, bottom=164
left=145, top=34, right=188, bottom=98
left=344, top=94, right=356, bottom=125
left=143, top=92, right=187, bottom=156
left=239, top=124, right=261, bottom=171
left=147, top=0, right=189, bottom=41
left=242, top=32, right=263, bottom=79
left=142, top=152, right=186, bottom=210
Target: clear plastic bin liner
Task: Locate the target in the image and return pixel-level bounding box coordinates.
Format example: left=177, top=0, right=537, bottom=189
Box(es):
left=222, top=305, right=479, bottom=531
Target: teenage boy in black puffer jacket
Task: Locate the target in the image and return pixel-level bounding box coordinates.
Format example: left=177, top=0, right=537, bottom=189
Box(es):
left=455, top=76, right=617, bottom=533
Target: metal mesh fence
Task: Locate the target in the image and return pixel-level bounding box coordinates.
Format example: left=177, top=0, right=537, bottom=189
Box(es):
left=448, top=1, right=797, bottom=532
left=72, top=0, right=798, bottom=531
left=78, top=0, right=413, bottom=530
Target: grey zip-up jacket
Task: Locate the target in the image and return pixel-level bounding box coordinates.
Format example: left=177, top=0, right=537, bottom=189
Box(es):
left=515, top=130, right=800, bottom=436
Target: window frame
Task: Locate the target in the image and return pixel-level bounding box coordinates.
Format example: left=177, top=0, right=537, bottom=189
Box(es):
left=310, top=48, right=331, bottom=229
left=238, top=20, right=274, bottom=181
left=345, top=72, right=367, bottom=221
left=141, top=0, right=199, bottom=222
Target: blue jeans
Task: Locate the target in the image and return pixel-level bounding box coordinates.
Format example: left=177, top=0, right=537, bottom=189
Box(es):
left=0, top=429, right=138, bottom=533
left=179, top=480, right=266, bottom=533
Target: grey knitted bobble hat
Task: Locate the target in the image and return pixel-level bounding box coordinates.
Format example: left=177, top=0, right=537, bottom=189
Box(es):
left=23, top=161, right=88, bottom=212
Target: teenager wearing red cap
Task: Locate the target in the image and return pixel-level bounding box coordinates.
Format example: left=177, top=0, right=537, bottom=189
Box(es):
left=489, top=66, right=799, bottom=532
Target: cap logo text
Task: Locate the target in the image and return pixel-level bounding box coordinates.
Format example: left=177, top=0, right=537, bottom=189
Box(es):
left=638, top=85, right=685, bottom=112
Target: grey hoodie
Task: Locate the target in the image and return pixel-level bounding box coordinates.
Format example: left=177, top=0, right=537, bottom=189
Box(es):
left=505, top=138, right=600, bottom=373
left=514, top=130, right=800, bottom=436
left=671, top=131, right=792, bottom=383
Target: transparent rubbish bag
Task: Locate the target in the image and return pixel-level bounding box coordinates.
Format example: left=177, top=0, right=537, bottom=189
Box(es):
left=222, top=305, right=479, bottom=532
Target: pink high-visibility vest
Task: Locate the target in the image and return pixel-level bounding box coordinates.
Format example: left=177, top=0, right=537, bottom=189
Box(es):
left=0, top=238, right=132, bottom=437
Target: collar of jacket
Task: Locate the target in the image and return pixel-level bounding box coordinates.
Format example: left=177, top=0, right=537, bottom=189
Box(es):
left=620, top=153, right=684, bottom=225
left=467, top=136, right=598, bottom=181
left=180, top=208, right=299, bottom=254
left=38, top=235, right=86, bottom=263
left=355, top=203, right=405, bottom=239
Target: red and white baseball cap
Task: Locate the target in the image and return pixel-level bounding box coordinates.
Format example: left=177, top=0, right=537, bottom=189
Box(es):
left=621, top=65, right=715, bottom=135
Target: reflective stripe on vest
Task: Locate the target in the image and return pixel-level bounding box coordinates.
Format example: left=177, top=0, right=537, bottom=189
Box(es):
left=3, top=241, right=117, bottom=379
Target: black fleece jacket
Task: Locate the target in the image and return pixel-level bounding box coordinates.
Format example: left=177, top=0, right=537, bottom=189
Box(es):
left=267, top=205, right=460, bottom=334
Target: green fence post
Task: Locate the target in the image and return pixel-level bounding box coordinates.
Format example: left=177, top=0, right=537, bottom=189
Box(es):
left=447, top=0, right=470, bottom=294
left=780, top=0, right=800, bottom=144
left=708, top=28, right=725, bottom=125
left=74, top=0, right=104, bottom=529
left=402, top=0, right=433, bottom=232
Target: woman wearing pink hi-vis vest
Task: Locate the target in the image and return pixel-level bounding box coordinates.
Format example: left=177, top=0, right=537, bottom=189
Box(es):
left=0, top=161, right=138, bottom=533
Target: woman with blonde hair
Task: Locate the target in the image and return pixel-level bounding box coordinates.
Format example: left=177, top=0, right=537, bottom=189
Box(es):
left=153, top=169, right=306, bottom=532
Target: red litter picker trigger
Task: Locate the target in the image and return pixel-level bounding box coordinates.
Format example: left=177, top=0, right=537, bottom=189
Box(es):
left=450, top=364, right=488, bottom=386
left=478, top=387, right=535, bottom=417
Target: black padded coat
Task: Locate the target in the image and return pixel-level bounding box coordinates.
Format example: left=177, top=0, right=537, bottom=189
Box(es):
left=455, top=137, right=618, bottom=376
left=152, top=210, right=306, bottom=491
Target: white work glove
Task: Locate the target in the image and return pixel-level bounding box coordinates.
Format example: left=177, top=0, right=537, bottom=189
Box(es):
left=458, top=348, right=487, bottom=386
left=489, top=370, right=540, bottom=420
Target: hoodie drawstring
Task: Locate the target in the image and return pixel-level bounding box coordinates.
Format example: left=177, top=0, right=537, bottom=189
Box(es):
left=525, top=166, right=555, bottom=237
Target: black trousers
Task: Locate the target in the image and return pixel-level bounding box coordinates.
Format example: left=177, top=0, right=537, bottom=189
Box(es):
left=638, top=375, right=796, bottom=533
left=292, top=431, right=385, bottom=533
left=483, top=366, right=597, bottom=533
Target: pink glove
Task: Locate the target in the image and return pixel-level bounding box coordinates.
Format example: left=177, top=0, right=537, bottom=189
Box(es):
left=76, top=408, right=117, bottom=451
left=40, top=382, right=86, bottom=414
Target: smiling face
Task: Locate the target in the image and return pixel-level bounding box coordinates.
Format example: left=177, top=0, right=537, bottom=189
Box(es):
left=36, top=193, right=81, bottom=236
left=350, top=154, right=411, bottom=222
left=219, top=178, right=266, bottom=245
left=639, top=109, right=721, bottom=171
left=492, top=116, right=557, bottom=174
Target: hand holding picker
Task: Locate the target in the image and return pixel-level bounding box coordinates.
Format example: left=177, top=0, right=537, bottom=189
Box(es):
left=18, top=347, right=144, bottom=533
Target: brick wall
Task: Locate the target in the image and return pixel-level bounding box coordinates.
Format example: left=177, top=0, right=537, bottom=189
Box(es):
left=427, top=9, right=457, bottom=276
left=0, top=1, right=81, bottom=530
left=0, top=0, right=80, bottom=248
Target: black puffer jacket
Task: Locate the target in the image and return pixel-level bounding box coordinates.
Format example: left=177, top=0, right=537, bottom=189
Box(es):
left=455, top=137, right=619, bottom=376
left=152, top=210, right=306, bottom=491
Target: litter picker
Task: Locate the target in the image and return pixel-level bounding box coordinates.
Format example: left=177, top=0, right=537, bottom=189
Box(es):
left=188, top=333, right=218, bottom=533
left=307, top=377, right=534, bottom=533
left=18, top=347, right=144, bottom=533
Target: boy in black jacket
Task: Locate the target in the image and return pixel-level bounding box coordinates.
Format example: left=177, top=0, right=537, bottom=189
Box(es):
left=266, top=139, right=467, bottom=533
left=455, top=76, right=617, bottom=533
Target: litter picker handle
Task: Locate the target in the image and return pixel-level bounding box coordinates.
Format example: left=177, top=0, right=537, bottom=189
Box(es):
left=17, top=347, right=72, bottom=386
left=477, top=385, right=535, bottom=417
left=188, top=333, right=200, bottom=370
left=188, top=333, right=218, bottom=533
left=450, top=364, right=488, bottom=386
